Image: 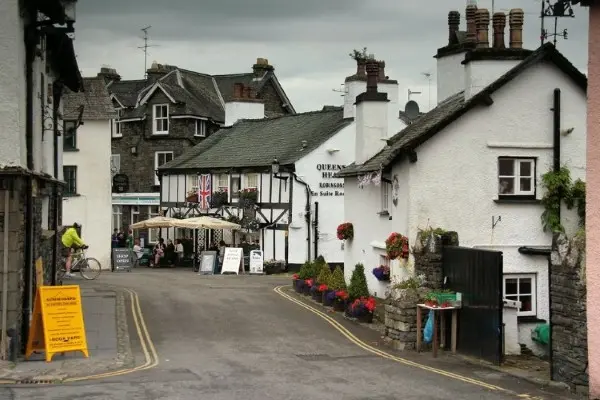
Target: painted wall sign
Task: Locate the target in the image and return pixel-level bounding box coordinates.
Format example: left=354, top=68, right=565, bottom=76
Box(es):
left=112, top=174, right=129, bottom=193
left=112, top=196, right=160, bottom=206
left=313, top=164, right=345, bottom=197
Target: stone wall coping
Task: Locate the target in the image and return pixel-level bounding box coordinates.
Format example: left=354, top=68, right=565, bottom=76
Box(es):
left=370, top=240, right=386, bottom=250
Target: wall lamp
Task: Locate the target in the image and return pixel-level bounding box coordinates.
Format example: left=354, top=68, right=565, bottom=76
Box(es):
left=271, top=158, right=288, bottom=181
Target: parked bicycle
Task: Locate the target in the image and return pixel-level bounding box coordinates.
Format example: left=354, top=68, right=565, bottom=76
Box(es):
left=56, top=246, right=102, bottom=285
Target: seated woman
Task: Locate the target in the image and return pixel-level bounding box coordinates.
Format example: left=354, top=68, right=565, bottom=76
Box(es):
left=165, top=239, right=176, bottom=266
left=152, top=238, right=166, bottom=267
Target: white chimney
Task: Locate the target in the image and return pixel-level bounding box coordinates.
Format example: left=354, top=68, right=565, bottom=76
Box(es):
left=355, top=60, right=389, bottom=165
left=224, top=83, right=265, bottom=126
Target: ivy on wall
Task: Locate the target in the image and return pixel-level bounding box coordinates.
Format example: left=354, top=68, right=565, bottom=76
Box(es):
left=540, top=166, right=586, bottom=233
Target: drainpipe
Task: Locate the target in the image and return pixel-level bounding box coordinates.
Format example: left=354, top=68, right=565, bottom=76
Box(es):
left=51, top=84, right=61, bottom=286
left=1, top=189, right=9, bottom=360
left=548, top=88, right=561, bottom=379
left=313, top=201, right=319, bottom=258
left=22, top=5, right=37, bottom=352
left=292, top=173, right=311, bottom=262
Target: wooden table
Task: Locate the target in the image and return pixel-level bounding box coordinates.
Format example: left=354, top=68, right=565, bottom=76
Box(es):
left=416, top=304, right=458, bottom=358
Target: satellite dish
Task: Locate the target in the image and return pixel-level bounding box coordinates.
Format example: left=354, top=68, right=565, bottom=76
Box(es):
left=404, top=100, right=420, bottom=120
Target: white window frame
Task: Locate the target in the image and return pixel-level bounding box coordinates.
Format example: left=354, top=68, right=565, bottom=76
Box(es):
left=131, top=205, right=140, bottom=226
left=503, top=274, right=537, bottom=317
left=195, top=120, right=206, bottom=137
left=112, top=205, right=122, bottom=232
left=154, top=151, right=174, bottom=185
left=112, top=108, right=123, bottom=138
left=498, top=158, right=535, bottom=197
left=380, top=182, right=390, bottom=212
left=245, top=173, right=258, bottom=189
left=152, top=104, right=169, bottom=135
left=187, top=175, right=199, bottom=193
left=111, top=154, right=121, bottom=177
left=148, top=205, right=161, bottom=243
left=216, top=174, right=229, bottom=192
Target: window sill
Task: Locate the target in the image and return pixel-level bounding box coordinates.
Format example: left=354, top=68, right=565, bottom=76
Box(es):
left=64, top=149, right=79, bottom=153
left=152, top=132, right=169, bottom=136
left=369, top=241, right=386, bottom=250
left=517, top=316, right=546, bottom=324
left=194, top=134, right=206, bottom=138
left=494, top=197, right=540, bottom=204
left=63, top=193, right=81, bottom=198
left=112, top=135, right=123, bottom=139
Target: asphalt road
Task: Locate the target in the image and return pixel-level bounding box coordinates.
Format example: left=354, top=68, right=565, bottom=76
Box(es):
left=3, top=268, right=577, bottom=400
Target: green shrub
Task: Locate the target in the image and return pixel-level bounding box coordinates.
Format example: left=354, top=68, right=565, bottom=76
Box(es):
left=316, top=263, right=332, bottom=286
left=330, top=266, right=346, bottom=291
left=298, top=261, right=312, bottom=279
left=348, top=263, right=370, bottom=300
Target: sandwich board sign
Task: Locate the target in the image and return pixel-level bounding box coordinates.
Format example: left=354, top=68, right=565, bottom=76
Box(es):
left=112, top=248, right=133, bottom=272
left=25, top=285, right=89, bottom=362
left=198, top=251, right=217, bottom=275
left=249, top=250, right=264, bottom=274
left=221, top=247, right=243, bottom=275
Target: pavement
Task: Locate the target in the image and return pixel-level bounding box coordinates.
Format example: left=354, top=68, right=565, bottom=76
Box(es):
left=0, top=268, right=582, bottom=399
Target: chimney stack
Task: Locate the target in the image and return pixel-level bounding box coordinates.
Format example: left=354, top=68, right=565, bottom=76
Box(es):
left=377, top=61, right=386, bottom=81
left=448, top=11, right=461, bottom=45
left=465, top=4, right=478, bottom=44
left=365, top=58, right=379, bottom=94
left=475, top=9, right=490, bottom=48
left=509, top=9, right=524, bottom=49
left=492, top=12, right=507, bottom=49
left=233, top=83, right=244, bottom=99
left=243, top=85, right=254, bottom=99
left=252, top=57, right=274, bottom=77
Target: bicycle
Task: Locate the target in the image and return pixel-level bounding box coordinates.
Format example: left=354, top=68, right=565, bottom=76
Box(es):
left=56, top=246, right=102, bottom=285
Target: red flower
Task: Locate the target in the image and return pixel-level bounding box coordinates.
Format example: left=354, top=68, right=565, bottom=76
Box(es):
left=335, top=290, right=349, bottom=300
left=337, top=222, right=354, bottom=240
left=385, top=232, right=409, bottom=260
left=318, top=284, right=328, bottom=292
left=292, top=274, right=299, bottom=280
left=305, top=279, right=314, bottom=287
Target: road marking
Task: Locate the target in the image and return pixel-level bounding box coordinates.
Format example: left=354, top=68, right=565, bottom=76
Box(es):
left=274, top=285, right=545, bottom=399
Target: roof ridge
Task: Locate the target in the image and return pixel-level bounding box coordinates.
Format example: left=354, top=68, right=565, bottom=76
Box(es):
left=212, top=73, right=254, bottom=78
left=237, top=107, right=342, bottom=123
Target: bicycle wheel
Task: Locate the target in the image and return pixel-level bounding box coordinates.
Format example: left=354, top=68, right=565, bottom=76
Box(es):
left=79, top=257, right=102, bottom=280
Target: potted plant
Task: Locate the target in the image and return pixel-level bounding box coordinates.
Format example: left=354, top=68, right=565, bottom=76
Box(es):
left=296, top=261, right=312, bottom=292
left=333, top=290, right=349, bottom=312
left=292, top=273, right=300, bottom=291
left=337, top=222, right=354, bottom=240
left=348, top=297, right=376, bottom=323
left=323, top=290, right=336, bottom=307
left=372, top=265, right=390, bottom=281
left=210, top=190, right=228, bottom=208
left=310, top=284, right=322, bottom=302
left=348, top=263, right=370, bottom=301
left=385, top=232, right=409, bottom=260
left=239, top=188, right=258, bottom=208
left=303, top=278, right=314, bottom=295
left=240, top=216, right=261, bottom=232
left=186, top=189, right=198, bottom=203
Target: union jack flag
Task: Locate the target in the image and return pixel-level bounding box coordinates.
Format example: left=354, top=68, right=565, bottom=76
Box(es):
left=198, top=174, right=212, bottom=209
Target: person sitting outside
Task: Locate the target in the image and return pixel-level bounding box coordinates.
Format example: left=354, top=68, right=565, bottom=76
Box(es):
left=61, top=223, right=87, bottom=278
left=152, top=238, right=166, bottom=267
left=175, top=239, right=184, bottom=264
left=132, top=239, right=144, bottom=266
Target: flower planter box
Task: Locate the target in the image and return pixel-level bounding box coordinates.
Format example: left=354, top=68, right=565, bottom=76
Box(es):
left=312, top=290, right=323, bottom=303
left=302, top=285, right=311, bottom=296
left=322, top=290, right=335, bottom=306
left=357, top=312, right=374, bottom=324
left=294, top=280, right=304, bottom=293
left=333, top=299, right=346, bottom=312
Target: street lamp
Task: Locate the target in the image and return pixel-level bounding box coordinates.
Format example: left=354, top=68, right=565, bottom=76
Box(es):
left=61, top=0, right=76, bottom=24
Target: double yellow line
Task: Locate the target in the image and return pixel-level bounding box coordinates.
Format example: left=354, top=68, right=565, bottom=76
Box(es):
left=274, top=285, right=541, bottom=398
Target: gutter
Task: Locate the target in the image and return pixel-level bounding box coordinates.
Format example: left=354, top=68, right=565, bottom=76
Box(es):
left=292, top=173, right=312, bottom=262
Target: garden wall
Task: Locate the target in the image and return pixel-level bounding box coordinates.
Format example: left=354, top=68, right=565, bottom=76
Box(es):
left=550, top=233, right=588, bottom=395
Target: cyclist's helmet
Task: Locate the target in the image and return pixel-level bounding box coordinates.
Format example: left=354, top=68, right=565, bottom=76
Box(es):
left=73, top=222, right=81, bottom=229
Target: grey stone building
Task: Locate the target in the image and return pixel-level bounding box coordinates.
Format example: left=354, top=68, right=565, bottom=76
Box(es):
left=99, top=58, right=296, bottom=245
left=0, top=0, right=82, bottom=358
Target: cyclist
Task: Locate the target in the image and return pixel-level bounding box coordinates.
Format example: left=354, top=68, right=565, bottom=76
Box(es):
left=61, top=222, right=88, bottom=278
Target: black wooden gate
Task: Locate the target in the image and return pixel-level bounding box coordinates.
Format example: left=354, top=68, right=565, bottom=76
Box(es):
left=442, top=246, right=503, bottom=365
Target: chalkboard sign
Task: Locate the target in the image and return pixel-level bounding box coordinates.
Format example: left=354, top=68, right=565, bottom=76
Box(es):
left=112, top=248, right=133, bottom=272
left=198, top=251, right=217, bottom=275
left=112, top=174, right=129, bottom=193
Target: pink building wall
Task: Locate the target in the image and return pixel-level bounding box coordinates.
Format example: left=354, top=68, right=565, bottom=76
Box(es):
left=587, top=3, right=600, bottom=399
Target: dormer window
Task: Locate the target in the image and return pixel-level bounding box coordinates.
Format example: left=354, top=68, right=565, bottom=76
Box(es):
left=195, top=120, right=206, bottom=137
left=153, top=104, right=169, bottom=135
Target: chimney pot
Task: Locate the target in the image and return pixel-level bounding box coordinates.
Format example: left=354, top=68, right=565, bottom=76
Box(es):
left=233, top=83, right=244, bottom=99
left=465, top=4, right=478, bottom=44
left=492, top=12, right=507, bottom=49
left=475, top=9, right=490, bottom=48
left=448, top=11, right=461, bottom=45
left=356, top=59, right=366, bottom=77
left=509, top=9, right=524, bottom=49
left=377, top=61, right=386, bottom=81
left=365, top=60, right=379, bottom=93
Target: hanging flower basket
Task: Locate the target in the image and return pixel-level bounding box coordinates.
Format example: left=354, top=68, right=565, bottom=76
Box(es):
left=385, top=232, right=409, bottom=260
left=240, top=216, right=260, bottom=232
left=372, top=265, right=390, bottom=281
left=210, top=190, right=228, bottom=208
left=186, top=190, right=198, bottom=203
left=337, top=222, right=354, bottom=240
left=239, top=188, right=258, bottom=208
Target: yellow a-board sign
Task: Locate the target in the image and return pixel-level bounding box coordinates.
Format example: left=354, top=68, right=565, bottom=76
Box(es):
left=25, top=285, right=89, bottom=362
left=35, top=257, right=43, bottom=288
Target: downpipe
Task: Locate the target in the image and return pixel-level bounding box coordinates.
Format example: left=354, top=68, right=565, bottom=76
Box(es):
left=51, top=83, right=61, bottom=286
left=293, top=173, right=312, bottom=262
left=1, top=190, right=9, bottom=360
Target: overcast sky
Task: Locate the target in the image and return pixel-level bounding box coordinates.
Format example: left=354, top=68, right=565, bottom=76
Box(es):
left=74, top=0, right=589, bottom=113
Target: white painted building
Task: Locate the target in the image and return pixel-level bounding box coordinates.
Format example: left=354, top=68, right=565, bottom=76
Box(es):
left=339, top=7, right=587, bottom=354
left=0, top=0, right=83, bottom=355
left=157, top=63, right=407, bottom=268
left=62, top=78, right=116, bottom=268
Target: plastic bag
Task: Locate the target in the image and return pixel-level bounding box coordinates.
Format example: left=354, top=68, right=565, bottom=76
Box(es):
left=423, top=310, right=434, bottom=343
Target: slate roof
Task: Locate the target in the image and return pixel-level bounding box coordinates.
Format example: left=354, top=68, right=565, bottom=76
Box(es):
left=338, top=43, right=587, bottom=177
left=159, top=107, right=351, bottom=171
left=63, top=77, right=116, bottom=120
left=108, top=65, right=295, bottom=123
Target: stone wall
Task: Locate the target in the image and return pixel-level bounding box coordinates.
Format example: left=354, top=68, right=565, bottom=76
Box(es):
left=412, top=231, right=458, bottom=289
left=384, top=288, right=427, bottom=350
left=550, top=233, right=588, bottom=394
